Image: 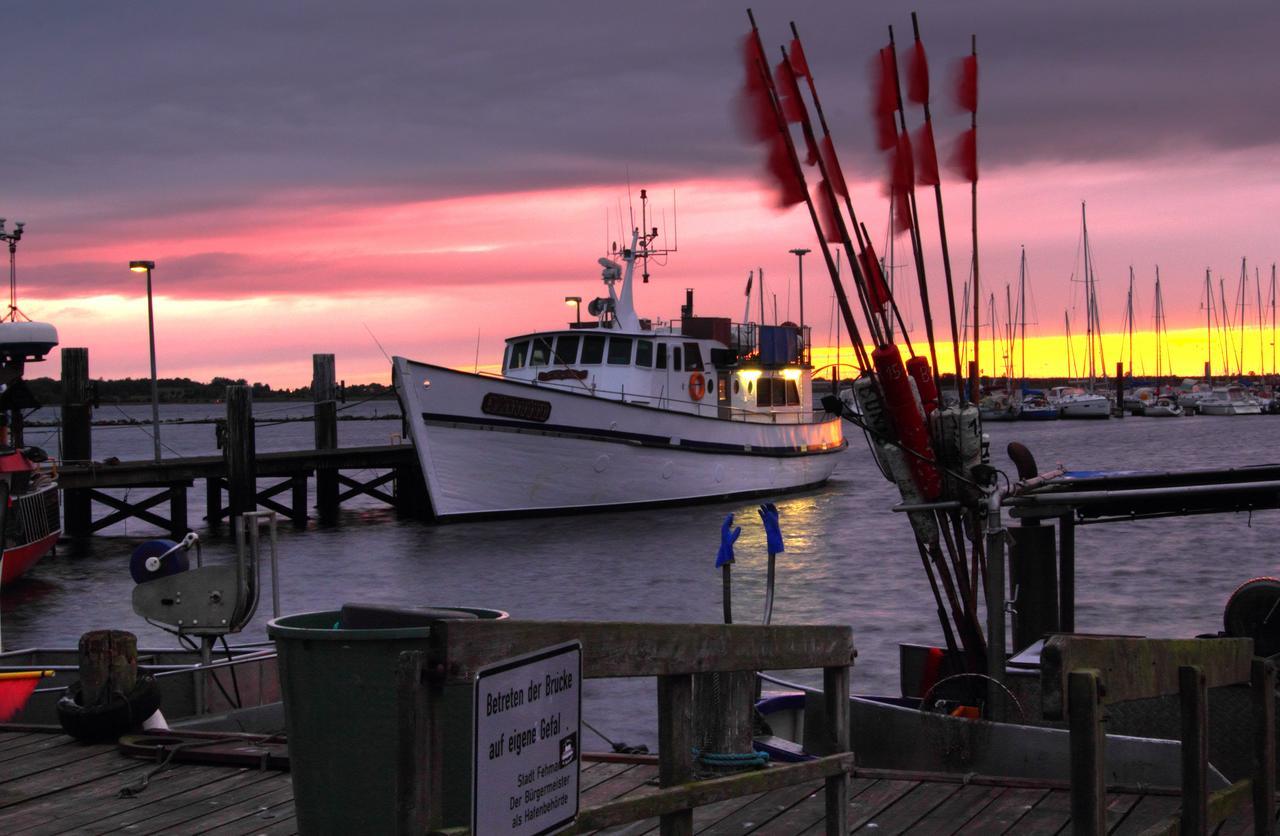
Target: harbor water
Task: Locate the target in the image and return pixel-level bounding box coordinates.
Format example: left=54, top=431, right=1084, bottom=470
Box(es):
left=4, top=400, right=1279, bottom=747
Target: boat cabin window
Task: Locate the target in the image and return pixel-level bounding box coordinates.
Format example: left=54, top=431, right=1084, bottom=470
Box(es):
left=672, top=346, right=682, bottom=372
left=683, top=343, right=704, bottom=371
left=507, top=340, right=530, bottom=370
left=656, top=343, right=668, bottom=369
left=607, top=337, right=633, bottom=365
left=733, top=379, right=740, bottom=394
left=554, top=335, right=580, bottom=365
left=636, top=339, right=654, bottom=368
left=529, top=337, right=553, bottom=366
left=580, top=335, right=606, bottom=364
left=755, top=377, right=801, bottom=407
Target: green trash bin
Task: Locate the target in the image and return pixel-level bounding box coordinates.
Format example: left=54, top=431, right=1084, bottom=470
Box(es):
left=268, top=604, right=508, bottom=835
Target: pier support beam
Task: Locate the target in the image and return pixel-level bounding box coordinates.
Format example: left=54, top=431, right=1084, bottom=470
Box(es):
left=1059, top=514, right=1076, bottom=633
left=314, top=354, right=338, bottom=526
left=61, top=347, right=93, bottom=540
left=224, top=386, right=256, bottom=518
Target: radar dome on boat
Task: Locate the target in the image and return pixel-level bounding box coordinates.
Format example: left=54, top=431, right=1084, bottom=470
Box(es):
left=0, top=321, right=58, bottom=362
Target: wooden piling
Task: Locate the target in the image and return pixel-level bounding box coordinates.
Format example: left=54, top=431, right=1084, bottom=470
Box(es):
left=692, top=672, right=756, bottom=771
left=224, top=386, right=256, bottom=518
left=78, top=629, right=137, bottom=706
left=61, top=347, right=93, bottom=538
left=314, top=354, right=338, bottom=526
left=1114, top=361, right=1125, bottom=417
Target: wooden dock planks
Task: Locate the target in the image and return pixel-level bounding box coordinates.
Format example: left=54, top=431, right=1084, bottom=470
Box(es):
left=0, top=728, right=1271, bottom=834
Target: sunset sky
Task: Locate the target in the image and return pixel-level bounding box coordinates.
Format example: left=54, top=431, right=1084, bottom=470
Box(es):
left=6, top=1, right=1279, bottom=386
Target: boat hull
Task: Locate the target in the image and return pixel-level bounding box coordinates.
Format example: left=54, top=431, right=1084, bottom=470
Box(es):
left=0, top=483, right=61, bottom=584
left=1058, top=398, right=1111, bottom=419
left=393, top=358, right=845, bottom=519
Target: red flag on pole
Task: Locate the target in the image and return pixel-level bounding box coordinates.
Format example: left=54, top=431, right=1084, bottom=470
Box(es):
left=774, top=58, right=806, bottom=124
left=953, top=54, right=978, bottom=113
left=871, top=47, right=898, bottom=150
left=788, top=38, right=811, bottom=79
left=765, top=132, right=807, bottom=207
left=949, top=127, right=978, bottom=183
left=815, top=181, right=843, bottom=243
left=861, top=241, right=892, bottom=309
left=743, top=34, right=768, bottom=91
left=907, top=41, right=929, bottom=105
left=892, top=131, right=915, bottom=196
left=893, top=188, right=913, bottom=233
left=820, top=136, right=848, bottom=197
left=914, top=123, right=940, bottom=186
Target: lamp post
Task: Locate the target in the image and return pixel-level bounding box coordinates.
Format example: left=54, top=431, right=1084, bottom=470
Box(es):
left=565, top=296, right=582, bottom=325
left=789, top=248, right=810, bottom=363
left=129, top=260, right=161, bottom=463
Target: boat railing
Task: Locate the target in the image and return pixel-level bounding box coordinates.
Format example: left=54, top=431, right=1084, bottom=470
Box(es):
left=482, top=369, right=831, bottom=424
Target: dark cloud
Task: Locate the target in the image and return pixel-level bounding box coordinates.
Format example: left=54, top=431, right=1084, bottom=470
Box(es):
left=5, top=0, right=1277, bottom=226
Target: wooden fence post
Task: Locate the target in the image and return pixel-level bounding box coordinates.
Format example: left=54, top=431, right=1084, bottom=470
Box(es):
left=823, top=664, right=850, bottom=836
left=313, top=354, right=338, bottom=525
left=1069, top=669, right=1105, bottom=835
left=1179, top=664, right=1208, bottom=834
left=78, top=629, right=137, bottom=707
left=657, top=673, right=694, bottom=836
left=224, top=386, right=256, bottom=518
left=61, top=347, right=93, bottom=538
left=1059, top=514, right=1076, bottom=633
left=1254, top=658, right=1277, bottom=836
left=692, top=671, right=755, bottom=772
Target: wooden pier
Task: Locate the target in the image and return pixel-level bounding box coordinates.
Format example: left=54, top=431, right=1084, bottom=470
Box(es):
left=0, top=728, right=1274, bottom=835
left=55, top=350, right=429, bottom=538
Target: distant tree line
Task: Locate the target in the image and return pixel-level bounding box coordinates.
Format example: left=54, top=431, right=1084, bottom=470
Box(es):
left=22, top=376, right=395, bottom=404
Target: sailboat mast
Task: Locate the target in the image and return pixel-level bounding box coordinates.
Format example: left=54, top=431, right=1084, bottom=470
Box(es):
left=989, top=292, right=996, bottom=385
left=1064, top=311, right=1075, bottom=380
left=1205, top=269, right=1212, bottom=382
left=1126, top=266, right=1134, bottom=378
left=1019, top=246, right=1027, bottom=385
left=1154, top=268, right=1162, bottom=383
left=1081, top=202, right=1096, bottom=388
left=1256, top=265, right=1265, bottom=377
left=1005, top=284, right=1013, bottom=383
left=1272, top=263, right=1277, bottom=377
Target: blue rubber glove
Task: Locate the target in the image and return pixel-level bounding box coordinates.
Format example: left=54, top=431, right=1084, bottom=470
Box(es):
left=758, top=503, right=784, bottom=554
left=716, top=514, right=741, bottom=567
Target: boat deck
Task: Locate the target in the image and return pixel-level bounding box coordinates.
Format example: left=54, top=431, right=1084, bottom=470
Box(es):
left=1, top=727, right=1270, bottom=834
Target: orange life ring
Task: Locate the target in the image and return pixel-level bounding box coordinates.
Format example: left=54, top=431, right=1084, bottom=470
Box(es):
left=688, top=372, right=706, bottom=401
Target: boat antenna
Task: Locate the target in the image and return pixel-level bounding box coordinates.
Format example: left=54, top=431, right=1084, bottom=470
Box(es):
left=362, top=322, right=391, bottom=363
left=0, top=219, right=29, bottom=323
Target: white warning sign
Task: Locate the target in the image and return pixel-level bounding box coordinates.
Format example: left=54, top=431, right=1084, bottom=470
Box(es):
left=472, top=640, right=581, bottom=836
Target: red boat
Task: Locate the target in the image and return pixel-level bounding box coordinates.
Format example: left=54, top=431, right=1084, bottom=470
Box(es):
left=0, top=446, right=60, bottom=584
left=0, top=226, right=63, bottom=585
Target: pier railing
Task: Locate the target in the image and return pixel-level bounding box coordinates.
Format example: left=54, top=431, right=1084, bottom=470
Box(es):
left=1041, top=635, right=1276, bottom=835
left=395, top=619, right=856, bottom=836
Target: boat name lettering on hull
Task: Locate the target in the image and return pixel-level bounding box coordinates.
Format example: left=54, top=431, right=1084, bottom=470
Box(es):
left=536, top=369, right=588, bottom=382
left=481, top=393, right=552, bottom=423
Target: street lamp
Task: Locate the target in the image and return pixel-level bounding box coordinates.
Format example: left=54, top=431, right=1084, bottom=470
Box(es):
left=564, top=296, right=582, bottom=324
left=789, top=248, right=810, bottom=362
left=129, top=260, right=162, bottom=463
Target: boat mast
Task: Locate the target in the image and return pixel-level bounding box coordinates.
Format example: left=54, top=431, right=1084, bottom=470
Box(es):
left=1125, top=266, right=1135, bottom=379
left=1064, top=311, right=1075, bottom=380
left=988, top=292, right=996, bottom=387
left=1081, top=202, right=1096, bottom=389
left=1018, top=246, right=1027, bottom=387
left=1256, top=264, right=1265, bottom=377
left=1005, top=283, right=1013, bottom=385
left=1272, top=263, right=1277, bottom=377
left=1204, top=268, right=1212, bottom=382
left=1154, top=266, right=1164, bottom=384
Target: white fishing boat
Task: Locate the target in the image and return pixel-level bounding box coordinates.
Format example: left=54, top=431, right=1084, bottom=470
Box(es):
left=1048, top=385, right=1110, bottom=419
left=1197, top=385, right=1263, bottom=416
left=393, top=195, right=845, bottom=520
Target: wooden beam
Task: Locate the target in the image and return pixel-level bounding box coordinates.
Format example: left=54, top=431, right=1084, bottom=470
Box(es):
left=87, top=488, right=175, bottom=532
left=569, top=753, right=853, bottom=831
left=337, top=471, right=396, bottom=505
left=427, top=620, right=856, bottom=682
left=314, top=354, right=338, bottom=526
left=822, top=665, right=850, bottom=835
left=1041, top=636, right=1253, bottom=719
left=61, top=347, right=92, bottom=537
